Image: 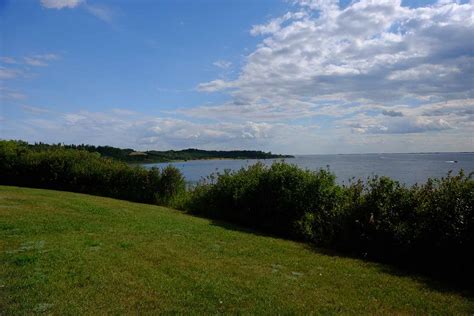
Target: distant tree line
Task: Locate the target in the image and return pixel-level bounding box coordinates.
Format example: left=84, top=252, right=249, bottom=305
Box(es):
left=21, top=141, right=293, bottom=163
left=1, top=140, right=472, bottom=287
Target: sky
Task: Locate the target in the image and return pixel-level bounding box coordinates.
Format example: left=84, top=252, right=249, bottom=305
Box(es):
left=0, top=0, right=473, bottom=154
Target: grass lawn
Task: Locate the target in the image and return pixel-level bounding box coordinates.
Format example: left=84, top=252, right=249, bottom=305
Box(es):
left=0, top=185, right=473, bottom=314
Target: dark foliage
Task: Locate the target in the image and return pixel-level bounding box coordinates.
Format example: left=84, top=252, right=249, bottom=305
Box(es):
left=22, top=141, right=293, bottom=163
left=182, top=162, right=474, bottom=285
left=0, top=140, right=185, bottom=204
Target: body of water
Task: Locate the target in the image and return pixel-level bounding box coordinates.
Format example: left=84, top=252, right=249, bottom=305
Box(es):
left=143, top=152, right=474, bottom=186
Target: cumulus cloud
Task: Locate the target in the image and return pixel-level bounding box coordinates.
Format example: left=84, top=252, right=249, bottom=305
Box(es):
left=40, top=0, right=82, bottom=9
left=191, top=0, right=473, bottom=151
left=348, top=116, right=452, bottom=134
left=250, top=11, right=307, bottom=36
left=199, top=0, right=473, bottom=103
left=343, top=99, right=474, bottom=134
left=178, top=99, right=323, bottom=121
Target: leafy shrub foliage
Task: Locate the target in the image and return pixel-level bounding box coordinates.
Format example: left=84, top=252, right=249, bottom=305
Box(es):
left=184, top=163, right=343, bottom=241
left=0, top=140, right=184, bottom=204
left=183, top=162, right=473, bottom=284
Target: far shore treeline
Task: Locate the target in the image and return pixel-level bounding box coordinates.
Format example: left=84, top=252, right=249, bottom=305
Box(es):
left=19, top=141, right=293, bottom=163
left=1, top=140, right=473, bottom=287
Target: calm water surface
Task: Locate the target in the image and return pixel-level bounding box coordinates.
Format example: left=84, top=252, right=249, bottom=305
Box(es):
left=143, top=152, right=474, bottom=186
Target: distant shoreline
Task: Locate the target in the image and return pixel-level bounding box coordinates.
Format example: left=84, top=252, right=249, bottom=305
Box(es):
left=139, top=156, right=294, bottom=165
left=11, top=141, right=294, bottom=164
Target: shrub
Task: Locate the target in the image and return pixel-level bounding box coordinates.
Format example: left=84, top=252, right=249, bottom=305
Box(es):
left=184, top=162, right=343, bottom=240
left=336, top=176, right=419, bottom=259
left=0, top=140, right=184, bottom=205
left=155, top=165, right=186, bottom=205
left=412, top=171, right=474, bottom=277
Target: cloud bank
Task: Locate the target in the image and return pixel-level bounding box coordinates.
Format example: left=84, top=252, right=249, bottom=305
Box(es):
left=189, top=0, right=474, bottom=151
left=200, top=0, right=473, bottom=103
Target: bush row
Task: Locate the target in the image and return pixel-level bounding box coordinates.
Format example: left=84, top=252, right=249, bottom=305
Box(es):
left=178, top=162, right=473, bottom=284
left=0, top=140, right=185, bottom=204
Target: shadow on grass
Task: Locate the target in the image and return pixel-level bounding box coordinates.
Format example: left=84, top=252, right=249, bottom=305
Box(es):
left=188, top=211, right=276, bottom=239
left=203, top=215, right=474, bottom=300
left=307, top=245, right=474, bottom=300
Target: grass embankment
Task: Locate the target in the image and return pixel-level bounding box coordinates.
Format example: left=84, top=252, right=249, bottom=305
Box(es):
left=1, top=186, right=473, bottom=314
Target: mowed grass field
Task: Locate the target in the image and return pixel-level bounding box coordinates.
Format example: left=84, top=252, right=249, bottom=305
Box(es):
left=0, top=186, right=473, bottom=314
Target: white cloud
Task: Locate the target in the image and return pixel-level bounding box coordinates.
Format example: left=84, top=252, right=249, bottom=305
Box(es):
left=387, top=64, right=461, bottom=81
left=178, top=98, right=323, bottom=121
left=39, top=0, right=115, bottom=23
left=341, top=99, right=474, bottom=134
left=23, top=54, right=59, bottom=67
left=250, top=11, right=307, bottom=36
left=197, top=79, right=233, bottom=92
left=0, top=54, right=58, bottom=88
left=200, top=0, right=474, bottom=104
left=1, top=54, right=58, bottom=68
left=40, top=0, right=83, bottom=9
left=213, top=60, right=232, bottom=69
left=84, top=4, right=115, bottom=23
left=23, top=57, right=48, bottom=67
left=347, top=116, right=453, bottom=134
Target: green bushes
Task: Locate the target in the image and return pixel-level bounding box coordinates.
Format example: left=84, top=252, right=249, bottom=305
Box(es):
left=182, top=162, right=474, bottom=284
left=0, top=140, right=185, bottom=204
left=183, top=163, right=343, bottom=240
left=332, top=172, right=473, bottom=279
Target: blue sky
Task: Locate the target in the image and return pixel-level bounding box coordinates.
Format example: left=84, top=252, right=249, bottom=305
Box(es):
left=1, top=0, right=473, bottom=154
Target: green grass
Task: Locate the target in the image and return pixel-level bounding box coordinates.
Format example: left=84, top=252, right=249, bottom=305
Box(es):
left=0, top=186, right=473, bottom=314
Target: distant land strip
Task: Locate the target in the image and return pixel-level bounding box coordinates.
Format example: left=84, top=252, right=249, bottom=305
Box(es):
left=18, top=141, right=294, bottom=163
